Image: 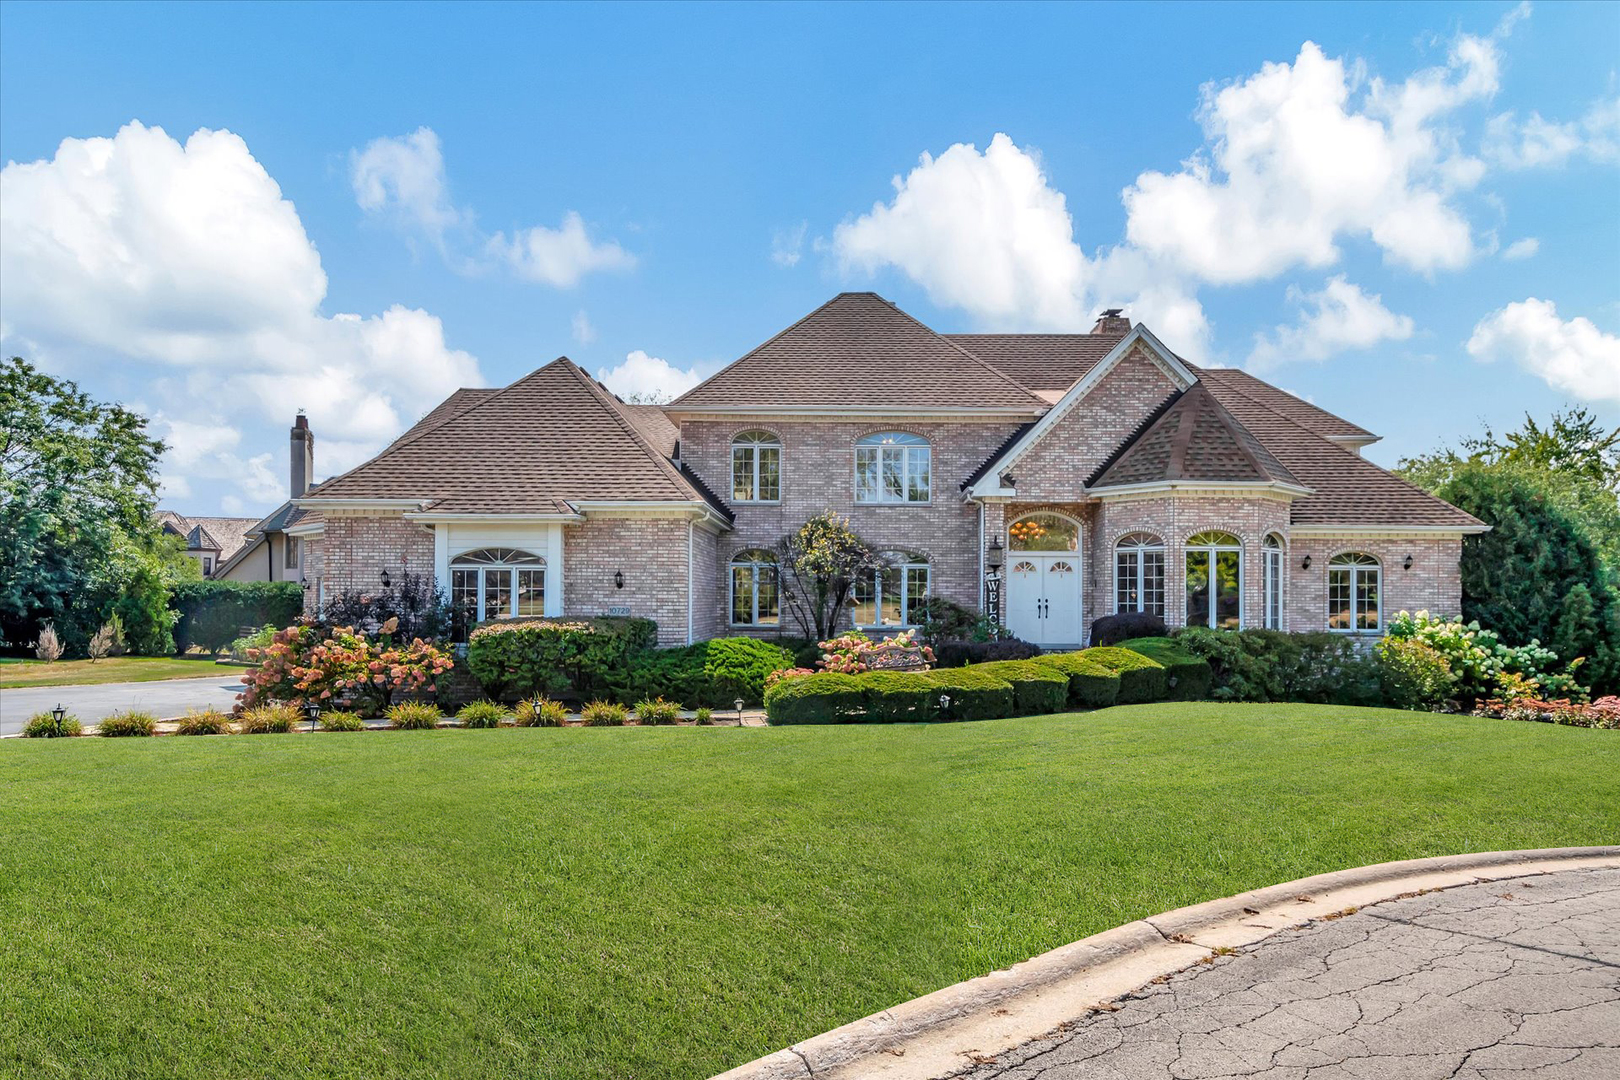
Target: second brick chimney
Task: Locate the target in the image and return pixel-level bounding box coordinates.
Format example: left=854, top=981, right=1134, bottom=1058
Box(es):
left=290, top=412, right=314, bottom=498
left=1092, top=308, right=1132, bottom=336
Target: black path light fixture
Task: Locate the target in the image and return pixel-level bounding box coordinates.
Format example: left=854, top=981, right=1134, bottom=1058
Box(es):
left=734, top=697, right=745, bottom=725
left=380, top=568, right=391, bottom=589
left=304, top=700, right=321, bottom=734
left=1403, top=554, right=1414, bottom=570
left=52, top=703, right=66, bottom=737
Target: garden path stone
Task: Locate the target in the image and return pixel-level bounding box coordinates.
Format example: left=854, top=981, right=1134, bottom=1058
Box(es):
left=950, top=868, right=1620, bottom=1080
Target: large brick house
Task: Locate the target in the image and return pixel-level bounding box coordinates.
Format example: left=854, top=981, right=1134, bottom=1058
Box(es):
left=295, top=293, right=1485, bottom=647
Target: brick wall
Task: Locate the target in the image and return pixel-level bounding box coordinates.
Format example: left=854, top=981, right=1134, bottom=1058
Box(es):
left=690, top=523, right=723, bottom=642
left=1286, top=535, right=1463, bottom=633
left=563, top=516, right=692, bottom=646
left=680, top=415, right=1023, bottom=635
left=301, top=536, right=324, bottom=615
left=311, top=511, right=435, bottom=608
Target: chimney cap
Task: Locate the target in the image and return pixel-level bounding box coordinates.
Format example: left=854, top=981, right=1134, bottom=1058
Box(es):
left=1100, top=308, right=1124, bottom=318
left=293, top=411, right=309, bottom=431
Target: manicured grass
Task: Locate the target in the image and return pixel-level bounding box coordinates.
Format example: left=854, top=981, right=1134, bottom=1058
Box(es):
left=2, top=703, right=1616, bottom=1079
left=0, top=656, right=243, bottom=688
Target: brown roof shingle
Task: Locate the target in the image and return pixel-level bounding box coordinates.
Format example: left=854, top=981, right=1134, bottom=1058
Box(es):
left=1089, top=385, right=1302, bottom=489
left=304, top=359, right=718, bottom=515
left=1193, top=367, right=1374, bottom=441
left=670, top=293, right=1048, bottom=412
left=945, top=331, right=1127, bottom=392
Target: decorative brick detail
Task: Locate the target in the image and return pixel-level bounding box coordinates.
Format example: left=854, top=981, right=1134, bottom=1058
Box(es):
left=563, top=516, right=693, bottom=646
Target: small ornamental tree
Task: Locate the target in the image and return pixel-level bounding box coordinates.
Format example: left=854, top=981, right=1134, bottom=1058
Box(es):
left=777, top=511, right=882, bottom=641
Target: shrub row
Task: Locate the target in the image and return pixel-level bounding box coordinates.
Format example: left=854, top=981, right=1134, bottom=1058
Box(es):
left=1115, top=637, right=1213, bottom=701
left=171, top=580, right=304, bottom=655
left=465, top=617, right=658, bottom=699
left=603, top=637, right=797, bottom=706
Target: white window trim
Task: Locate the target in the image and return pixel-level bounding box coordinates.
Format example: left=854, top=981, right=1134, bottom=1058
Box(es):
left=854, top=558, right=931, bottom=628
left=1262, top=536, right=1285, bottom=631
left=729, top=553, right=780, bottom=627
left=450, top=549, right=548, bottom=623
left=1112, top=534, right=1166, bottom=617
left=854, top=433, right=932, bottom=505
left=1326, top=553, right=1383, bottom=634
left=730, top=432, right=782, bottom=505
left=1184, top=533, right=1244, bottom=630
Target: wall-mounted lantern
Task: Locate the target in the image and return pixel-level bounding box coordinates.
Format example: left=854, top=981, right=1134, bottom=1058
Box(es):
left=987, top=537, right=1004, bottom=573
left=380, top=569, right=391, bottom=589
left=1403, top=555, right=1414, bottom=571
left=614, top=570, right=625, bottom=590
left=1301, top=554, right=1312, bottom=570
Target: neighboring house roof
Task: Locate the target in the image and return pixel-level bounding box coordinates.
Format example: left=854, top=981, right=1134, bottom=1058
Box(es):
left=945, top=331, right=1127, bottom=392
left=303, top=358, right=728, bottom=516
left=669, top=292, right=1049, bottom=412
left=1193, top=367, right=1375, bottom=442
left=1089, top=384, right=1302, bottom=489
left=156, top=511, right=257, bottom=562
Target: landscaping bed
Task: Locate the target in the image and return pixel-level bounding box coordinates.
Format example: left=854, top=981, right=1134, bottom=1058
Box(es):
left=3, top=703, right=1617, bottom=1079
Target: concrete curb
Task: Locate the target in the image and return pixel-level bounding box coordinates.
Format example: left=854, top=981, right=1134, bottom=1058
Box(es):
left=710, top=846, right=1620, bottom=1080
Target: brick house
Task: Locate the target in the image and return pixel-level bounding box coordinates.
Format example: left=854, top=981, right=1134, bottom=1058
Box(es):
left=295, top=293, right=1485, bottom=647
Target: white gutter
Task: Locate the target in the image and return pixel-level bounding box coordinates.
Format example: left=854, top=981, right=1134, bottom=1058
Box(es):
left=1091, top=480, right=1315, bottom=499
left=1290, top=524, right=1491, bottom=536
left=405, top=511, right=586, bottom=524
left=664, top=406, right=1044, bottom=419
left=294, top=498, right=428, bottom=511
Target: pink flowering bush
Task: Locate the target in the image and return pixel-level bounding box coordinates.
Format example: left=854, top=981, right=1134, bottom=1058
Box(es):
left=765, top=667, right=816, bottom=690
left=239, top=620, right=453, bottom=715
left=815, top=628, right=934, bottom=674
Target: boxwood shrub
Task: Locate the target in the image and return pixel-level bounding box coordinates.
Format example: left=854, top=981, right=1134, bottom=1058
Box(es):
left=971, top=660, right=1068, bottom=716
left=1029, top=652, right=1121, bottom=709
left=1078, top=646, right=1168, bottom=704
left=858, top=672, right=936, bottom=722
left=1118, top=637, right=1213, bottom=701
left=608, top=636, right=795, bottom=706
left=763, top=672, right=867, bottom=724
left=466, top=616, right=657, bottom=699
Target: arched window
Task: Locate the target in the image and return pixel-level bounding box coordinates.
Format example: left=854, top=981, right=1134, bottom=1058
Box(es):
left=731, top=430, right=781, bottom=503
left=1262, top=534, right=1285, bottom=630
left=855, top=432, right=930, bottom=503
left=1115, top=532, right=1166, bottom=617
left=1009, top=513, right=1080, bottom=551
left=1185, top=530, right=1241, bottom=629
left=1328, top=552, right=1381, bottom=632
left=853, top=551, right=930, bottom=627
left=450, top=547, right=546, bottom=630
left=730, top=549, right=779, bottom=626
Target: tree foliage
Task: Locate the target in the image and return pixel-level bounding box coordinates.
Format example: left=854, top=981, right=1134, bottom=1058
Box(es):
left=776, top=511, right=882, bottom=641
left=1, top=357, right=189, bottom=655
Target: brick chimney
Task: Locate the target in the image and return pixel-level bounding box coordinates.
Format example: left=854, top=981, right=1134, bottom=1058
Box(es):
left=290, top=411, right=314, bottom=498
left=1092, top=308, right=1132, bottom=336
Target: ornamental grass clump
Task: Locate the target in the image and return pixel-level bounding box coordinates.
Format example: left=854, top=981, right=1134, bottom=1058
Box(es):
left=581, top=700, right=628, bottom=727
left=319, top=710, right=366, bottom=732
left=635, top=697, right=682, bottom=725
left=237, top=704, right=298, bottom=734
left=173, top=708, right=231, bottom=736
left=98, top=710, right=157, bottom=737
left=694, top=706, right=715, bottom=725
left=21, top=711, right=82, bottom=738
left=386, top=702, right=443, bottom=730
left=457, top=700, right=512, bottom=728
left=513, top=697, right=568, bottom=727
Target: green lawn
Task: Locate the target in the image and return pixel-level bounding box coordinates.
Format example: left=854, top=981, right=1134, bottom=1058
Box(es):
left=3, top=704, right=1616, bottom=1079
left=0, top=655, right=243, bottom=688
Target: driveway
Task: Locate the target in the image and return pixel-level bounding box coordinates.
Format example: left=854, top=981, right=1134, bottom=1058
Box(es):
left=0, top=675, right=246, bottom=735
left=954, top=867, right=1620, bottom=1080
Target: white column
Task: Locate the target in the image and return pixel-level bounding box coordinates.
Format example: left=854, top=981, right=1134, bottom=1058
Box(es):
left=545, top=523, right=565, bottom=616
left=433, top=524, right=450, bottom=599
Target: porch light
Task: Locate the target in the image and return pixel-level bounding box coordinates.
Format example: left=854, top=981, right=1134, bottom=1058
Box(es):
left=1403, top=555, right=1414, bottom=571
left=1301, top=554, right=1312, bottom=570
left=987, top=537, right=1004, bottom=573
left=304, top=701, right=321, bottom=734
left=52, top=703, right=66, bottom=737
left=380, top=569, right=391, bottom=589
left=614, top=570, right=625, bottom=590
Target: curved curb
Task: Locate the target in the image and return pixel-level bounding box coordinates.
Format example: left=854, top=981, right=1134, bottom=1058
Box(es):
left=711, top=846, right=1620, bottom=1080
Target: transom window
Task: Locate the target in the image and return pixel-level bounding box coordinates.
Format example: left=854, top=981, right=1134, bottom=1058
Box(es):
left=1328, top=552, right=1381, bottom=632
left=853, top=551, right=930, bottom=627
left=731, top=430, right=781, bottom=503
left=730, top=549, right=779, bottom=627
left=1115, top=531, right=1166, bottom=618
left=450, top=547, right=546, bottom=635
left=855, top=432, right=930, bottom=503
left=1185, top=530, right=1241, bottom=630
left=1009, top=513, right=1079, bottom=551
left=1262, top=534, right=1284, bottom=630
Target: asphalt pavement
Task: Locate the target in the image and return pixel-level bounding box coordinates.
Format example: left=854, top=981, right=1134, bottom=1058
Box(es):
left=0, top=675, right=247, bottom=735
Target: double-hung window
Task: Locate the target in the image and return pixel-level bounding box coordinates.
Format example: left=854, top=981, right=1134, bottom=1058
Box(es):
left=855, top=432, right=930, bottom=503
left=1262, top=534, right=1284, bottom=630
left=730, top=550, right=780, bottom=626
left=1114, top=532, right=1166, bottom=617
left=731, top=430, right=781, bottom=503
left=1327, top=552, right=1381, bottom=632
left=852, top=553, right=930, bottom=627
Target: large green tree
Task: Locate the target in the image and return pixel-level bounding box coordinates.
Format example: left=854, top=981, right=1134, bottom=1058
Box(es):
left=1, top=357, right=189, bottom=655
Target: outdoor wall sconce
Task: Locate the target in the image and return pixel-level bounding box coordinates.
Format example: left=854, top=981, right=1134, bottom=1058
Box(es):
left=1301, top=554, right=1312, bottom=570
left=987, top=537, right=1004, bottom=572
left=304, top=700, right=321, bottom=734
left=1403, top=555, right=1414, bottom=570
left=380, top=569, right=391, bottom=589
left=614, top=570, right=625, bottom=589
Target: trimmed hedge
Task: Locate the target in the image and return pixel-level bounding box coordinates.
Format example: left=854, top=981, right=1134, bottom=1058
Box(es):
left=931, top=638, right=1041, bottom=667
left=607, top=637, right=795, bottom=706
left=763, top=667, right=1024, bottom=725
left=171, top=580, right=304, bottom=654
left=973, top=660, right=1068, bottom=716
left=763, top=673, right=866, bottom=724
left=1118, top=637, right=1213, bottom=701
left=924, top=667, right=1016, bottom=722
left=466, top=616, right=657, bottom=699
left=1029, top=652, right=1122, bottom=709
left=1078, top=646, right=1169, bottom=704
left=1087, top=611, right=1168, bottom=646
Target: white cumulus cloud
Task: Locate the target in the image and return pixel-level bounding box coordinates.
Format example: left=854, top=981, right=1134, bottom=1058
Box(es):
left=1483, top=98, right=1620, bottom=168
left=1247, top=276, right=1415, bottom=369
left=485, top=211, right=635, bottom=287
left=771, top=221, right=808, bottom=267
left=0, top=120, right=482, bottom=512
left=572, top=310, right=597, bottom=344
left=1501, top=237, right=1539, bottom=260
left=351, top=127, right=465, bottom=243
left=1466, top=299, right=1620, bottom=405
left=595, top=350, right=714, bottom=403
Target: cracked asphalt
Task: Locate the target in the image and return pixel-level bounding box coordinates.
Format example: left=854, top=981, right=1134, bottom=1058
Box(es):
left=950, top=867, right=1620, bottom=1080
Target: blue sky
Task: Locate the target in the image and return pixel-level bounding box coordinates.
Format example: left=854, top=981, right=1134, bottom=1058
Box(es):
left=2, top=0, right=1616, bottom=517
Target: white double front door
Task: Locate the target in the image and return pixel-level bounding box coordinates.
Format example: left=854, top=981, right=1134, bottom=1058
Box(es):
left=1005, top=553, right=1082, bottom=646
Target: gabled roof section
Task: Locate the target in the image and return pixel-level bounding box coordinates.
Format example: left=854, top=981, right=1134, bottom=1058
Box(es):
left=1089, top=384, right=1303, bottom=490
left=946, top=331, right=1128, bottom=392
left=303, top=358, right=720, bottom=515
left=668, top=293, right=1048, bottom=412
left=966, top=325, right=1200, bottom=496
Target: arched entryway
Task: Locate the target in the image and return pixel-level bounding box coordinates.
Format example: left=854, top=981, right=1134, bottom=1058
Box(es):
left=1003, top=512, right=1083, bottom=645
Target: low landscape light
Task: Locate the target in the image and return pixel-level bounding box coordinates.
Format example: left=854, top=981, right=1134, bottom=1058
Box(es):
left=938, top=693, right=952, bottom=716
left=52, top=703, right=66, bottom=737
left=304, top=700, right=321, bottom=734
left=734, top=697, right=745, bottom=724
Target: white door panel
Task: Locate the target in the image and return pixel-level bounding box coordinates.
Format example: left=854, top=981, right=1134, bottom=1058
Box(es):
left=1005, top=554, right=1083, bottom=645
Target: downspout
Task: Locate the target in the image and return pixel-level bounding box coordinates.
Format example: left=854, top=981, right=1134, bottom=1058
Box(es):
left=268, top=537, right=274, bottom=581
left=977, top=501, right=985, bottom=613
left=687, top=521, right=695, bottom=645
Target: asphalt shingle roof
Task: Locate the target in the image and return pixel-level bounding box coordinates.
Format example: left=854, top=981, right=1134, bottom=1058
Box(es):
left=670, top=293, right=1049, bottom=411
left=1090, top=385, right=1302, bottom=489
left=945, top=332, right=1126, bottom=392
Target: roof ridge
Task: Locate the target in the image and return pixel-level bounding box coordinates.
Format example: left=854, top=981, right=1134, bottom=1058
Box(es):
left=1192, top=382, right=1288, bottom=483
left=1203, top=367, right=1374, bottom=439
left=889, top=306, right=1050, bottom=405
left=562, top=360, right=704, bottom=502
left=385, top=387, right=498, bottom=450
